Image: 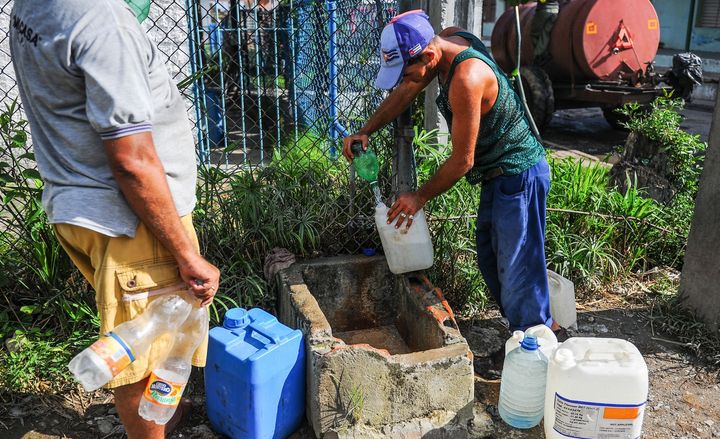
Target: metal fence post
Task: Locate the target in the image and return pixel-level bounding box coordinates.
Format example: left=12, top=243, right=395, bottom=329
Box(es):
left=393, top=0, right=418, bottom=197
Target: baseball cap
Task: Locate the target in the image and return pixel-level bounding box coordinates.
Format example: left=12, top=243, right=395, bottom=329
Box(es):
left=375, top=10, right=435, bottom=89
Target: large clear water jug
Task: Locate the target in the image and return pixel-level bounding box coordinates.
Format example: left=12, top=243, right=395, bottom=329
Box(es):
left=545, top=337, right=648, bottom=439
left=205, top=308, right=305, bottom=439
left=498, top=334, right=548, bottom=429
left=374, top=202, right=433, bottom=274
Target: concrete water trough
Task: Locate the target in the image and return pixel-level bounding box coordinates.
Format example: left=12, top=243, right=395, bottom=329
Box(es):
left=276, top=255, right=475, bottom=438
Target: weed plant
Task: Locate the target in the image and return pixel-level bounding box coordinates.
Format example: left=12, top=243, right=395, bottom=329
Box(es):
left=618, top=96, right=706, bottom=196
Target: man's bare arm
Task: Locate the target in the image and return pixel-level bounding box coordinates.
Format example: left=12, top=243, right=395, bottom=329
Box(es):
left=104, top=132, right=219, bottom=305
left=387, top=60, right=486, bottom=227
left=359, top=77, right=431, bottom=136
left=417, top=61, right=485, bottom=202
left=343, top=75, right=433, bottom=159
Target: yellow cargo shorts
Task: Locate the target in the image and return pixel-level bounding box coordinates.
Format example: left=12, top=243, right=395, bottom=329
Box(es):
left=54, top=215, right=208, bottom=389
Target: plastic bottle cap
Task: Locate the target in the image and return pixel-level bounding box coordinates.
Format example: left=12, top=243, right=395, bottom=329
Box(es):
left=224, top=308, right=250, bottom=329
left=362, top=248, right=376, bottom=256
left=520, top=334, right=539, bottom=351
left=350, top=141, right=365, bottom=156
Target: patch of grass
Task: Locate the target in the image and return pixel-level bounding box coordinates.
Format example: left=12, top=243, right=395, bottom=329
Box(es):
left=0, top=329, right=88, bottom=393
left=0, top=101, right=98, bottom=392
left=641, top=272, right=720, bottom=369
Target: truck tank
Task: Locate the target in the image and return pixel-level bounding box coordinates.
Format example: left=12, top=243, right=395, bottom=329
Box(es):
left=491, top=0, right=661, bottom=83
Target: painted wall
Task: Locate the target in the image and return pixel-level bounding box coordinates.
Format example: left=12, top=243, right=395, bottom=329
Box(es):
left=482, top=0, right=505, bottom=39
left=654, top=0, right=692, bottom=50
left=691, top=27, right=720, bottom=53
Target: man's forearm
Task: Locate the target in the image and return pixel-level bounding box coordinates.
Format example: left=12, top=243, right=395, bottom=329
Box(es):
left=360, top=79, right=429, bottom=135
left=115, top=162, right=197, bottom=264
left=417, top=158, right=472, bottom=204
left=105, top=135, right=198, bottom=266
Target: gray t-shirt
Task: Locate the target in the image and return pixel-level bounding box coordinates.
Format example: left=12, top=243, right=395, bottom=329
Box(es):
left=10, top=0, right=197, bottom=237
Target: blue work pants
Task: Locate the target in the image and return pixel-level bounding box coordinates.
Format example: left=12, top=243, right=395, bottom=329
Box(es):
left=475, top=158, right=553, bottom=331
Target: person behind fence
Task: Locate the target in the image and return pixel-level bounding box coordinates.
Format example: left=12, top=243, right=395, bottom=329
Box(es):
left=343, top=10, right=567, bottom=340
left=10, top=0, right=220, bottom=437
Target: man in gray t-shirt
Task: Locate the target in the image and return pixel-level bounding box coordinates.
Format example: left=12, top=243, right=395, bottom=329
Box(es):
left=10, top=0, right=220, bottom=436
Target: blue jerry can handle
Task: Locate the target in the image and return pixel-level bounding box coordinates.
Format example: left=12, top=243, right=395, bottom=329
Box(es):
left=248, top=321, right=282, bottom=344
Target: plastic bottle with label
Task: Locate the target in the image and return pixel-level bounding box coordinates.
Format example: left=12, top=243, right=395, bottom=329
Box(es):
left=498, top=334, right=549, bottom=429
left=138, top=305, right=208, bottom=424
left=544, top=338, right=648, bottom=439
left=68, top=294, right=193, bottom=392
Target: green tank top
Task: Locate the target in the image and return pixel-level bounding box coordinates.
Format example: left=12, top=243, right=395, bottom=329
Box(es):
left=436, top=31, right=545, bottom=184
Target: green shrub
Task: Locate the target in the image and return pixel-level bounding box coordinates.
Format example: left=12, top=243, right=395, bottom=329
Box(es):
left=618, top=96, right=706, bottom=195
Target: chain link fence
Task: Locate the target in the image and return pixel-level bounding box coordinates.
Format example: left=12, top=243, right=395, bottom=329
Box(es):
left=2, top=0, right=427, bottom=307
left=184, top=0, right=401, bottom=261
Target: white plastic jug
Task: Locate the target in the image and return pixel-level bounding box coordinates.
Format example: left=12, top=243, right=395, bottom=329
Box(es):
left=547, top=270, right=577, bottom=329
left=505, top=324, right=558, bottom=359
left=375, top=203, right=433, bottom=274
left=544, top=338, right=648, bottom=439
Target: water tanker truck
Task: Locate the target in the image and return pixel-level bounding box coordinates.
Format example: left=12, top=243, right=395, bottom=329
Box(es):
left=492, top=0, right=701, bottom=131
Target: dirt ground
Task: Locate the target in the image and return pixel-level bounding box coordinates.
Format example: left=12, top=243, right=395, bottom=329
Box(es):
left=2, top=107, right=718, bottom=438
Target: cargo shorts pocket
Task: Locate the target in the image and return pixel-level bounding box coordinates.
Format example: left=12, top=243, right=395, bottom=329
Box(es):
left=115, top=260, right=187, bottom=321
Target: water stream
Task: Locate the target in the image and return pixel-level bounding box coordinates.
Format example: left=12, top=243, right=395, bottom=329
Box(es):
left=371, top=182, right=383, bottom=206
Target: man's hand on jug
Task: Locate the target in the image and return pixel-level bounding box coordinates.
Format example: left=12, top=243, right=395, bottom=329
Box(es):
left=342, top=133, right=369, bottom=161
left=388, top=192, right=426, bottom=229
left=179, top=254, right=220, bottom=307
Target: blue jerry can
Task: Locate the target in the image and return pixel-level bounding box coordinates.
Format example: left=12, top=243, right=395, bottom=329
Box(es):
left=205, top=308, right=305, bottom=439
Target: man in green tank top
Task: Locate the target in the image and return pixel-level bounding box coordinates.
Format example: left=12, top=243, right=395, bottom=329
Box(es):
left=343, top=10, right=566, bottom=338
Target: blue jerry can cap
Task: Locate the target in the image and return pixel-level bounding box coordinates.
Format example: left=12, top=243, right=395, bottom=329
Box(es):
left=224, top=308, right=251, bottom=329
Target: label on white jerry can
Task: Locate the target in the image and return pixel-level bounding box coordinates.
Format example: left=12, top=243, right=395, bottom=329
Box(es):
left=552, top=393, right=645, bottom=439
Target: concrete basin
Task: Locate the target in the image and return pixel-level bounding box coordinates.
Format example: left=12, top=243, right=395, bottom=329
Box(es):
left=276, top=255, right=475, bottom=438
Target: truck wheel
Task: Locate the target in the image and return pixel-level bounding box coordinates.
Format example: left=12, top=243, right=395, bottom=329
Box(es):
left=519, top=65, right=555, bottom=133
left=602, top=106, right=631, bottom=131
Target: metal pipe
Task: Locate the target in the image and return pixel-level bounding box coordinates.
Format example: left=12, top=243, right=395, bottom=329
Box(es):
left=189, top=0, right=213, bottom=164
left=253, top=1, right=265, bottom=161
left=514, top=5, right=541, bottom=140
left=686, top=0, right=697, bottom=52
left=273, top=4, right=281, bottom=154
left=234, top=2, right=249, bottom=163
left=289, top=0, right=298, bottom=144
left=327, top=0, right=339, bottom=158
left=394, top=0, right=417, bottom=196
left=214, top=2, right=229, bottom=162
left=184, top=0, right=206, bottom=163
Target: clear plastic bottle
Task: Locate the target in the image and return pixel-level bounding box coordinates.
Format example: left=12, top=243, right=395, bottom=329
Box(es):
left=138, top=305, right=208, bottom=424
left=498, top=334, right=549, bottom=429
left=68, top=294, right=193, bottom=392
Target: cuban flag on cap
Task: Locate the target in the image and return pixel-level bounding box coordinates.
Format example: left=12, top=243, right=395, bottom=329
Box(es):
left=375, top=10, right=435, bottom=89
